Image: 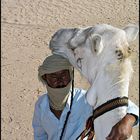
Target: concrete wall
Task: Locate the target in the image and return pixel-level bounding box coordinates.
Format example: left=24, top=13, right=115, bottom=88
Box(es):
left=1, top=0, right=139, bottom=139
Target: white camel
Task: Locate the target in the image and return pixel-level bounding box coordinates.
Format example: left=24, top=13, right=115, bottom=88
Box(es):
left=49, top=24, right=139, bottom=140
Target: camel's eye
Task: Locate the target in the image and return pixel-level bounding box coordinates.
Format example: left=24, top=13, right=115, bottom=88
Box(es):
left=70, top=48, right=76, bottom=55
left=71, top=48, right=75, bottom=52
left=77, top=58, right=83, bottom=70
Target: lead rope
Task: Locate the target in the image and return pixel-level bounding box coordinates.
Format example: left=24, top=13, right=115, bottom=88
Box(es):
left=59, top=68, right=74, bottom=140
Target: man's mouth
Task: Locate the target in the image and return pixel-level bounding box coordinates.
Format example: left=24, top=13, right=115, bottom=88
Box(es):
left=55, top=85, right=67, bottom=88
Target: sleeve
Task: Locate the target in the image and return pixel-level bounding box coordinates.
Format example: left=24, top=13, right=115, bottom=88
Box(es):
left=127, top=100, right=139, bottom=127
left=32, top=100, right=48, bottom=140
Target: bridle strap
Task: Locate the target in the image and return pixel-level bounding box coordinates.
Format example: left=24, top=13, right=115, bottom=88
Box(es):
left=77, top=96, right=128, bottom=140
left=93, top=96, right=128, bottom=120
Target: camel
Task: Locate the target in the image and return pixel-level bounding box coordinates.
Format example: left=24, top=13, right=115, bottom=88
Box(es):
left=49, top=24, right=139, bottom=140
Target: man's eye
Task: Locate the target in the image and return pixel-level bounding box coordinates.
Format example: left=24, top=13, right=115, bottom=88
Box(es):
left=51, top=75, right=56, bottom=77
left=52, top=77, right=57, bottom=79
left=62, top=76, right=66, bottom=79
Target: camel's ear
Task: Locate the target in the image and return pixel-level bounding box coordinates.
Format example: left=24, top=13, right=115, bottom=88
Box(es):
left=90, top=34, right=104, bottom=55
left=69, top=27, right=92, bottom=47
left=123, top=24, right=139, bottom=43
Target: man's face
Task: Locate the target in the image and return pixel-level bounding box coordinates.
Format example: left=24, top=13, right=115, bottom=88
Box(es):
left=42, top=69, right=71, bottom=88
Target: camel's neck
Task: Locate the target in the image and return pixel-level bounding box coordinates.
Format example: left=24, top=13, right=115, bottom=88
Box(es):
left=94, top=71, right=129, bottom=108
left=86, top=59, right=133, bottom=109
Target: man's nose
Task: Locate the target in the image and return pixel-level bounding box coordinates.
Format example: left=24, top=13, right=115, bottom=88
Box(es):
left=56, top=76, right=64, bottom=81
left=55, top=76, right=64, bottom=83
left=57, top=76, right=63, bottom=81
left=55, top=80, right=65, bottom=88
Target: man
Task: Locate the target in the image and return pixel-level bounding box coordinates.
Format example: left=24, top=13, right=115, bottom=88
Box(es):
left=32, top=54, right=139, bottom=140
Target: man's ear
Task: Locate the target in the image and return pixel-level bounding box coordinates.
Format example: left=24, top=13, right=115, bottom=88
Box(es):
left=90, top=34, right=104, bottom=55
left=123, top=24, right=139, bottom=43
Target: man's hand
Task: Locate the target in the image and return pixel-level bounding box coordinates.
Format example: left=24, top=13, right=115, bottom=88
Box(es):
left=106, top=114, right=136, bottom=140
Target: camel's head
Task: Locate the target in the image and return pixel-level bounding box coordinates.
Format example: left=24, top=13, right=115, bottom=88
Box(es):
left=49, top=24, right=139, bottom=83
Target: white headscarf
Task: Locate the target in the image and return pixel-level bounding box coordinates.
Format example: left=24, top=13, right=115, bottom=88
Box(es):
left=38, top=54, right=73, bottom=85
left=38, top=54, right=73, bottom=110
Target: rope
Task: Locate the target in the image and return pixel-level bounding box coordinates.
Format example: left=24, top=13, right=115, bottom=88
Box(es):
left=59, top=68, right=74, bottom=140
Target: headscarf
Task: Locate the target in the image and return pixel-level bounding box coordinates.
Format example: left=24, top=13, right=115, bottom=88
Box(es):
left=38, top=54, right=73, bottom=110
left=38, top=54, right=73, bottom=85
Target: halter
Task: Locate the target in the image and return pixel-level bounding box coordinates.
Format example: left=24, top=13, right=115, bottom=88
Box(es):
left=77, top=96, right=128, bottom=140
